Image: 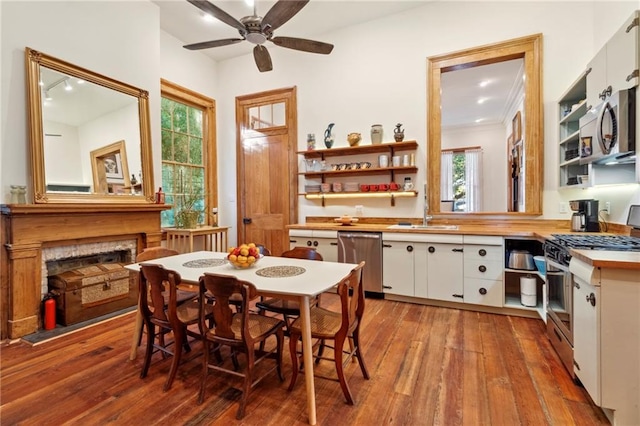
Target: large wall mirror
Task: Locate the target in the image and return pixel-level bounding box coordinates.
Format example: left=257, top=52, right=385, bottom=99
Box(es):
left=427, top=34, right=543, bottom=215
left=25, top=47, right=154, bottom=203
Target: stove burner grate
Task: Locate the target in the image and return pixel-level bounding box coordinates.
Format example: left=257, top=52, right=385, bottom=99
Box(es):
left=551, top=234, right=640, bottom=251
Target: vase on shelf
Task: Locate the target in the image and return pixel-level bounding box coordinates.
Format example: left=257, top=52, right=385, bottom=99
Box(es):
left=324, top=123, right=335, bottom=148
left=394, top=123, right=405, bottom=142
left=371, top=124, right=383, bottom=144
left=307, top=133, right=316, bottom=150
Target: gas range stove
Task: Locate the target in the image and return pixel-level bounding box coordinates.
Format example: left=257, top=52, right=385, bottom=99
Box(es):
left=545, top=234, right=640, bottom=266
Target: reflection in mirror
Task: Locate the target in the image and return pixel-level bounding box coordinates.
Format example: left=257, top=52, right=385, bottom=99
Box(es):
left=427, top=34, right=543, bottom=216
left=249, top=101, right=285, bottom=129
left=26, top=47, right=154, bottom=203
left=440, top=59, right=524, bottom=212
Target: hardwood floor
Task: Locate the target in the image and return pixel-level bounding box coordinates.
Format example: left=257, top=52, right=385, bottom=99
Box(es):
left=1, top=295, right=609, bottom=425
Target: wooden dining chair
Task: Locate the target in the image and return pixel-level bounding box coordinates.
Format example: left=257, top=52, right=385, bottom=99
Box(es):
left=197, top=272, right=285, bottom=419
left=130, top=247, right=196, bottom=353
left=138, top=263, right=211, bottom=391
left=255, top=247, right=323, bottom=331
left=288, top=261, right=369, bottom=405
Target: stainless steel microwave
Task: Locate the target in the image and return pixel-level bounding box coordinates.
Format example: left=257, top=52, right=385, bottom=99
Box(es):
left=579, top=87, right=636, bottom=165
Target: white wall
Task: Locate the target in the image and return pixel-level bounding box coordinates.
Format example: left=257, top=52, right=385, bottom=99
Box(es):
left=1, top=1, right=638, bottom=238
left=1, top=1, right=161, bottom=203
left=211, top=1, right=639, bottom=238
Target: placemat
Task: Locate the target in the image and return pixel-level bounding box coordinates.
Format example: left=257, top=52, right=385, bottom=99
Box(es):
left=255, top=265, right=306, bottom=278
left=182, top=258, right=227, bottom=268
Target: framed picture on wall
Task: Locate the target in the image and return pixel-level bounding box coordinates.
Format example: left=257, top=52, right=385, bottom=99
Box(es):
left=512, top=111, right=522, bottom=142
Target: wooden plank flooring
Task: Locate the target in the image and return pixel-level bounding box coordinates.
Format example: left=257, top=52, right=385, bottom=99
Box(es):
left=1, top=295, right=609, bottom=425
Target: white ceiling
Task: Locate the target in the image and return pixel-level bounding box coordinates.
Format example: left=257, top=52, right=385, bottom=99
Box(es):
left=155, top=0, right=522, bottom=127
left=41, top=1, right=524, bottom=129
left=153, top=0, right=429, bottom=62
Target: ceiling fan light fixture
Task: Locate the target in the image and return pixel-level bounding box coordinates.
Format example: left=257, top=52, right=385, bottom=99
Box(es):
left=246, top=32, right=267, bottom=44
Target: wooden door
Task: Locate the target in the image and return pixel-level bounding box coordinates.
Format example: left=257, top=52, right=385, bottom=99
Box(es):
left=235, top=88, right=297, bottom=256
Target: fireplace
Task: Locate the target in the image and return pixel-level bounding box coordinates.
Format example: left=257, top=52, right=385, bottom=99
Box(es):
left=0, top=203, right=167, bottom=339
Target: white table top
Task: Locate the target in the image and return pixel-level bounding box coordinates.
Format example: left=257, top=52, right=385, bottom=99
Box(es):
left=125, top=251, right=358, bottom=297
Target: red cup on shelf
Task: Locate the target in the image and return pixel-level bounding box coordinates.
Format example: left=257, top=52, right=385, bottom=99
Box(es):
left=379, top=183, right=389, bottom=191
left=370, top=184, right=379, bottom=192
left=360, top=184, right=369, bottom=192
left=390, top=182, right=400, bottom=191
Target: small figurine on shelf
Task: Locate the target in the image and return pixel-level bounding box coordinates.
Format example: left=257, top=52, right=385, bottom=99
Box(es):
left=130, top=174, right=137, bottom=185
left=394, top=123, right=405, bottom=142
left=324, top=123, right=335, bottom=148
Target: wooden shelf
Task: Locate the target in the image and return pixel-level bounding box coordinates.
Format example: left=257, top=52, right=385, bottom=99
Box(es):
left=559, top=130, right=580, bottom=146
left=304, top=190, right=417, bottom=206
left=299, top=140, right=418, bottom=158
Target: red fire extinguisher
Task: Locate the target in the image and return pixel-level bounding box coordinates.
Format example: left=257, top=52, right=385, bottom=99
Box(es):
left=43, top=294, right=56, bottom=330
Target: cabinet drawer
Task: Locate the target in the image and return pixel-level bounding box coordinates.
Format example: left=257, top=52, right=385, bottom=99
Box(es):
left=464, top=258, right=503, bottom=280
left=464, top=244, right=503, bottom=262
left=464, top=278, right=503, bottom=307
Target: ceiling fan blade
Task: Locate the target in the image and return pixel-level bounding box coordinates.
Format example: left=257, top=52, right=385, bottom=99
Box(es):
left=183, top=38, right=243, bottom=50
left=271, top=36, right=334, bottom=54
left=253, top=45, right=273, bottom=72
left=262, top=0, right=309, bottom=32
left=186, top=0, right=245, bottom=32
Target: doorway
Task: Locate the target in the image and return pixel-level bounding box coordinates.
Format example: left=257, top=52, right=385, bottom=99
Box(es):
left=235, top=87, right=298, bottom=256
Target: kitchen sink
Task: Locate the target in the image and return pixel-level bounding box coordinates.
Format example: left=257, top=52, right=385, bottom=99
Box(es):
left=387, top=224, right=458, bottom=230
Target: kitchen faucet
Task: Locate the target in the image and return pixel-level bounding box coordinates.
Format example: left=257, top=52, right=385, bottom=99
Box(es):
left=423, top=184, right=432, bottom=226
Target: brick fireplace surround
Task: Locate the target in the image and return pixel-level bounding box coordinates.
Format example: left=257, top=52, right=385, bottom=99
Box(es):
left=0, top=204, right=167, bottom=340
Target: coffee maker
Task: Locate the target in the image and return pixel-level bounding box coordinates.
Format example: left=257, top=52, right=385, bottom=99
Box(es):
left=569, top=199, right=600, bottom=232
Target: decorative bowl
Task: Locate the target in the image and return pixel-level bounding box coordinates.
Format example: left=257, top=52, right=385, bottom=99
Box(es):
left=227, top=254, right=262, bottom=269
left=227, top=244, right=263, bottom=269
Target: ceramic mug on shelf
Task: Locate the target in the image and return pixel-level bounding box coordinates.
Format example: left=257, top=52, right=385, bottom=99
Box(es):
left=392, top=156, right=401, bottom=167
left=360, top=184, right=370, bottom=192
left=379, top=183, right=389, bottom=191
left=378, top=155, right=389, bottom=168
left=370, top=184, right=379, bottom=192
left=390, top=182, right=400, bottom=191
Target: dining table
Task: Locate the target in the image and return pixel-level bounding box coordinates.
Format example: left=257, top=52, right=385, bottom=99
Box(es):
left=125, top=250, right=358, bottom=425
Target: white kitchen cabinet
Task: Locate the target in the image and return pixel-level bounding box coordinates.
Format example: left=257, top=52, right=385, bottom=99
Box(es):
left=586, top=10, right=639, bottom=109
left=572, top=274, right=600, bottom=405
left=570, top=257, right=640, bottom=426
left=381, top=240, right=420, bottom=297
left=426, top=241, right=464, bottom=303
left=288, top=229, right=338, bottom=261
left=463, top=236, right=504, bottom=307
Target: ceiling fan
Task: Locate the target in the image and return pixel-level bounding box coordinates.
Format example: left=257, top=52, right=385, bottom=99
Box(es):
left=183, top=0, right=334, bottom=72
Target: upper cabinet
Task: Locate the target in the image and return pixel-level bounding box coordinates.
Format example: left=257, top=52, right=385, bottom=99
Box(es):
left=586, top=11, right=639, bottom=109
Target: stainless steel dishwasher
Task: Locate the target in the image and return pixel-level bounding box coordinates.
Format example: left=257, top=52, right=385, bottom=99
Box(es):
left=337, top=231, right=383, bottom=295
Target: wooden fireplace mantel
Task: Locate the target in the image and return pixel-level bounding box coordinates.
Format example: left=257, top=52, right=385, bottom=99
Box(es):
left=0, top=203, right=169, bottom=339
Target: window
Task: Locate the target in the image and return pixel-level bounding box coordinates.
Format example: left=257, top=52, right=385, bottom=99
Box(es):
left=441, top=147, right=482, bottom=212
left=160, top=80, right=216, bottom=228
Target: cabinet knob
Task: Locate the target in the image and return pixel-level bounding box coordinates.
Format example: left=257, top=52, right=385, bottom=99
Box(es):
left=479, top=288, right=487, bottom=295
left=626, top=69, right=639, bottom=82
left=313, top=240, right=318, bottom=247
left=587, top=293, right=596, bottom=307
left=478, top=249, right=487, bottom=256
left=478, top=265, right=487, bottom=273
left=428, top=246, right=435, bottom=253
left=306, top=240, right=312, bottom=247
left=406, top=245, right=414, bottom=252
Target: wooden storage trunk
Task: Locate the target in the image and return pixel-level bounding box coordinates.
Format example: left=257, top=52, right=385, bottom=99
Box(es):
left=48, top=263, right=138, bottom=326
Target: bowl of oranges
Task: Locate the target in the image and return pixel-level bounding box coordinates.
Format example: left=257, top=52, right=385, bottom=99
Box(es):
left=226, top=243, right=263, bottom=269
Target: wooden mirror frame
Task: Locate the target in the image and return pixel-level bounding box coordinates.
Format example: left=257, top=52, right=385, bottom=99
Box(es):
left=25, top=47, right=154, bottom=204
left=427, top=34, right=543, bottom=215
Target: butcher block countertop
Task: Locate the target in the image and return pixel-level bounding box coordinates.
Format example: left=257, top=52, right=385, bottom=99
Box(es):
left=288, top=218, right=640, bottom=270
